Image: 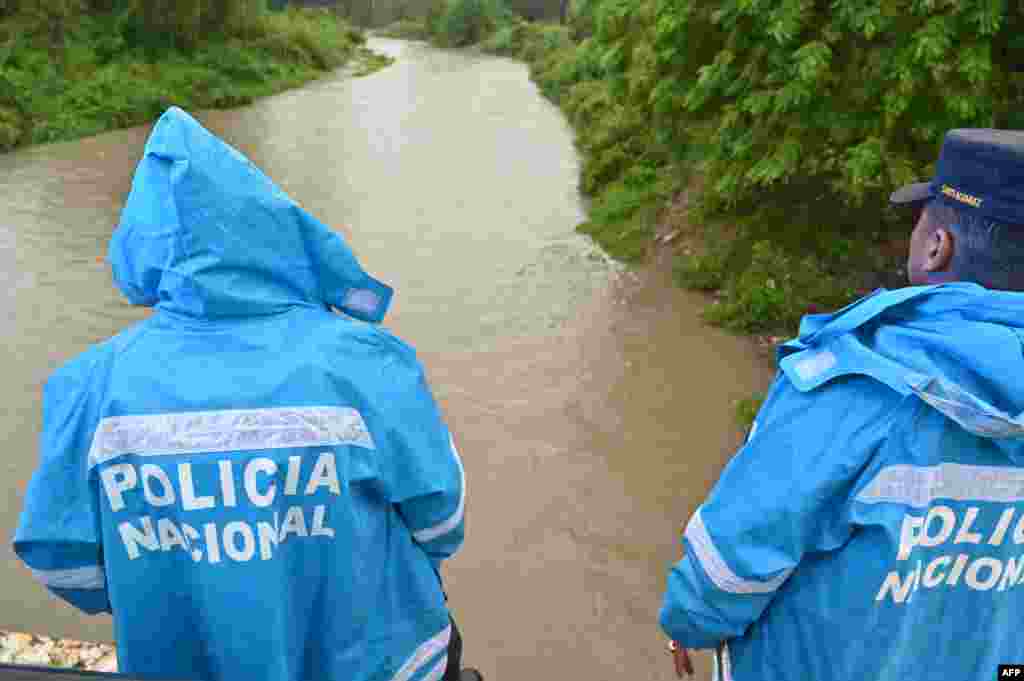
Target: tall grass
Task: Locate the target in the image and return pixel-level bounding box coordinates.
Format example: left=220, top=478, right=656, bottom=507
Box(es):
left=249, top=7, right=365, bottom=69
left=0, top=7, right=368, bottom=152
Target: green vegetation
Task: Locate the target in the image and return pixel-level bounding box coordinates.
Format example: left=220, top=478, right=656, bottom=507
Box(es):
left=350, top=45, right=396, bottom=75
left=380, top=0, right=1024, bottom=343
left=381, top=0, right=1021, bottom=432
left=734, top=392, right=766, bottom=432
left=375, top=18, right=433, bottom=39
left=434, top=0, right=512, bottom=46
left=0, top=1, right=388, bottom=152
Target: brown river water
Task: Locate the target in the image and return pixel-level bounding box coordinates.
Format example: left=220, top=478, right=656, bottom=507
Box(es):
left=0, top=37, right=775, bottom=680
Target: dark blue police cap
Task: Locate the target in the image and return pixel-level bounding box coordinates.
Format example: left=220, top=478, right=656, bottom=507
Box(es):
left=890, top=129, right=1024, bottom=224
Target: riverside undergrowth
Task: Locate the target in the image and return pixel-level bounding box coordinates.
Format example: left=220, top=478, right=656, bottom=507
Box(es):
left=0, top=4, right=388, bottom=152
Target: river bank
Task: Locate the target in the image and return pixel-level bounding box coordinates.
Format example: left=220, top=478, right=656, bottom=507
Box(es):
left=644, top=171, right=910, bottom=425
left=0, top=6, right=391, bottom=153
left=377, top=0, right=1019, bottom=348
left=377, top=12, right=924, bottom=426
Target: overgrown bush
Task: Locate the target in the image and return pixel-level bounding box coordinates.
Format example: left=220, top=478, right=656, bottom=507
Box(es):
left=251, top=7, right=362, bottom=70
left=479, top=20, right=523, bottom=53
left=578, top=183, right=657, bottom=262
left=566, top=0, right=597, bottom=39
left=674, top=236, right=728, bottom=291
left=0, top=5, right=368, bottom=153
left=649, top=0, right=1023, bottom=323
left=434, top=0, right=512, bottom=47
left=0, top=103, right=22, bottom=147
left=423, top=0, right=447, bottom=35
left=701, top=240, right=856, bottom=333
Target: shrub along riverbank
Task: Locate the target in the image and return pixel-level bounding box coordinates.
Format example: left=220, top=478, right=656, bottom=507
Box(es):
left=380, top=0, right=1024, bottom=426
left=0, top=2, right=390, bottom=153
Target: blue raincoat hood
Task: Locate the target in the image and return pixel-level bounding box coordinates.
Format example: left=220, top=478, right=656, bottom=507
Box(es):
left=777, top=283, right=1024, bottom=458
left=109, top=107, right=393, bottom=322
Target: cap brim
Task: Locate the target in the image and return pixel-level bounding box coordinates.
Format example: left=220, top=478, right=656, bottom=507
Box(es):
left=889, top=182, right=932, bottom=206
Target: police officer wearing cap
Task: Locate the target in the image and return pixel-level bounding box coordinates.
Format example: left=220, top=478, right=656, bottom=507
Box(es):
left=659, top=129, right=1024, bottom=681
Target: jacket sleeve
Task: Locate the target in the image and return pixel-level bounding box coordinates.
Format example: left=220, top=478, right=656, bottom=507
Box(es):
left=12, top=361, right=111, bottom=615
left=659, top=372, right=900, bottom=649
left=373, top=334, right=465, bottom=572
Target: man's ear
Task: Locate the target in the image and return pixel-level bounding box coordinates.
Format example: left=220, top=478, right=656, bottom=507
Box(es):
left=925, top=226, right=955, bottom=273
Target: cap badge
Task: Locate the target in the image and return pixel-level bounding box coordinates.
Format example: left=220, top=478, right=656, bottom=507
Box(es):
left=940, top=183, right=984, bottom=208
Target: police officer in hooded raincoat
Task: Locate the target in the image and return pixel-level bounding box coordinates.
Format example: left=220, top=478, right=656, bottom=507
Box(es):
left=660, top=129, right=1024, bottom=681
left=12, top=107, right=475, bottom=681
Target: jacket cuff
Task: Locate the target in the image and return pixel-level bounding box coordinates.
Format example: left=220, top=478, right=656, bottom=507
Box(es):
left=658, top=599, right=728, bottom=650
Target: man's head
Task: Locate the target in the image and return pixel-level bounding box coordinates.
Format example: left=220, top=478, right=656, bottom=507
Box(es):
left=905, top=200, right=1024, bottom=289
left=892, top=129, right=1024, bottom=291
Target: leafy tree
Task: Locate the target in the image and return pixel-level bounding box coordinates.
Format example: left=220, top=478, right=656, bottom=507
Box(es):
left=650, top=0, right=1021, bottom=234
left=113, top=0, right=268, bottom=50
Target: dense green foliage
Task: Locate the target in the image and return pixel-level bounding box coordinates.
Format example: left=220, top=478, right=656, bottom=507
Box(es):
left=0, top=1, right=273, bottom=52
left=405, top=0, right=513, bottom=46
left=653, top=0, right=1023, bottom=332
left=0, top=2, right=375, bottom=152
left=438, top=0, right=513, bottom=46
left=384, top=0, right=1023, bottom=336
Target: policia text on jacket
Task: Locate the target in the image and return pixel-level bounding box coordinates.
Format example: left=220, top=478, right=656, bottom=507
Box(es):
left=92, top=408, right=370, bottom=565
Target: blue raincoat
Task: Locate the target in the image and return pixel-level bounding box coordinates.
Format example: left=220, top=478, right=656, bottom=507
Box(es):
left=13, top=107, right=465, bottom=681
left=660, top=283, right=1024, bottom=681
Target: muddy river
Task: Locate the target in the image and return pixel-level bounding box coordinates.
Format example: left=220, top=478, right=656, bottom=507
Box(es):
left=0, top=37, right=775, bottom=680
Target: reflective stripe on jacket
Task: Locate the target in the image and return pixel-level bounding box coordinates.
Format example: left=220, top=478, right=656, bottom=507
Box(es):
left=661, top=283, right=1024, bottom=681
left=13, top=107, right=465, bottom=681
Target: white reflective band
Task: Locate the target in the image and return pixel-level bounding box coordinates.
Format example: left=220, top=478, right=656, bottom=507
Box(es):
left=390, top=625, right=451, bottom=681
left=420, top=655, right=448, bottom=681
left=685, top=508, right=793, bottom=594
left=342, top=288, right=381, bottom=316
left=857, top=463, right=1024, bottom=507
left=413, top=434, right=466, bottom=544
left=793, top=349, right=836, bottom=381
left=30, top=565, right=105, bottom=590
left=88, top=407, right=374, bottom=470
left=712, top=642, right=734, bottom=681
left=747, top=420, right=758, bottom=443
left=906, top=373, right=1024, bottom=439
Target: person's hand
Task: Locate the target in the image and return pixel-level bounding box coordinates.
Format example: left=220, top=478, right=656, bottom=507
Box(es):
left=667, top=640, right=694, bottom=678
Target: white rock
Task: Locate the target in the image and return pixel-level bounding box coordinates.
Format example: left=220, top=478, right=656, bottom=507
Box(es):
left=94, top=653, right=118, bottom=673
left=3, top=632, right=33, bottom=654
left=18, top=646, right=53, bottom=666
